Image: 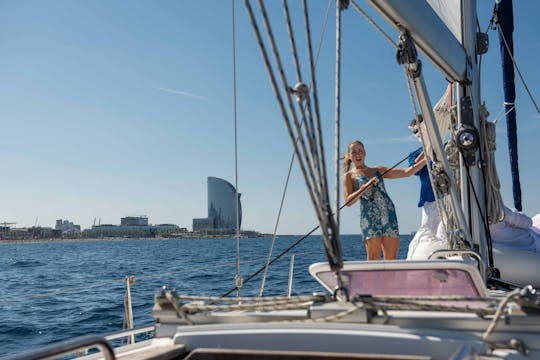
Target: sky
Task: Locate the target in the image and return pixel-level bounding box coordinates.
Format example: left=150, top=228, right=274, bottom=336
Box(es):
left=0, top=0, right=538, bottom=235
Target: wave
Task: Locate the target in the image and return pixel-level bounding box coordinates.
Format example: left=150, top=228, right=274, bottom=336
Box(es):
left=9, top=260, right=45, bottom=268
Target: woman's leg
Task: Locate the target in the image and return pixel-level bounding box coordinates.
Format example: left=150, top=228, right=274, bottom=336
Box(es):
left=365, top=237, right=382, bottom=260
left=381, top=236, right=400, bottom=260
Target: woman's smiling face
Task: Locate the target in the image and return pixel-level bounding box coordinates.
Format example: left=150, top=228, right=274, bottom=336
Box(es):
left=349, top=142, right=366, bottom=168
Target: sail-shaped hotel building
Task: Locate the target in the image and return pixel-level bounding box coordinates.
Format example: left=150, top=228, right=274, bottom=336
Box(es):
left=192, top=177, right=241, bottom=232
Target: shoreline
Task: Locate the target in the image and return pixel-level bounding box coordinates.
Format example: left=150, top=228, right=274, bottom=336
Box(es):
left=0, top=234, right=276, bottom=244
left=0, top=233, right=414, bottom=245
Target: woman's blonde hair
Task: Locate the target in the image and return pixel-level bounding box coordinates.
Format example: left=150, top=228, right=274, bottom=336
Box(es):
left=342, top=140, right=364, bottom=173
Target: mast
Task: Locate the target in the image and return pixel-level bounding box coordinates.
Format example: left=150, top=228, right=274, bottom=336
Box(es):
left=365, top=0, right=492, bottom=280
left=495, top=0, right=522, bottom=211
left=457, top=0, right=490, bottom=275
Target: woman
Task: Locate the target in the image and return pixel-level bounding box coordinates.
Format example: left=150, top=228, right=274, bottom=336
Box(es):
left=343, top=140, right=426, bottom=260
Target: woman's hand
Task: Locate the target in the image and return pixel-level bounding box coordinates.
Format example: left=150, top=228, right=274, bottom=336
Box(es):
left=366, top=176, right=379, bottom=187
left=344, top=173, right=379, bottom=206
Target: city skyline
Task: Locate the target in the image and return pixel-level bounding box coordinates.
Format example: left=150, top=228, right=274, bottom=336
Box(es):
left=1, top=1, right=539, bottom=235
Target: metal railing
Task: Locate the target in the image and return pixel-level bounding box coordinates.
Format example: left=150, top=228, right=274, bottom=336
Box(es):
left=2, top=335, right=115, bottom=360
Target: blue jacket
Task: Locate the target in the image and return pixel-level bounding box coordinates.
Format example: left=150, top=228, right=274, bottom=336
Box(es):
left=409, top=147, right=435, bottom=207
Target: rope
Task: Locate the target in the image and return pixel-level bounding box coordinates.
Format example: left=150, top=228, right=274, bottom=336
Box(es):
left=482, top=288, right=520, bottom=341
left=178, top=293, right=323, bottom=303
left=480, top=111, right=505, bottom=224
left=247, top=0, right=325, bottom=231
left=463, top=165, right=495, bottom=268
left=349, top=0, right=397, bottom=48
left=245, top=0, right=342, bottom=275
left=258, top=0, right=333, bottom=297
left=333, top=0, right=343, bottom=245
left=496, top=21, right=540, bottom=115
left=259, top=152, right=295, bottom=297
left=403, top=67, right=419, bottom=116
left=231, top=0, right=243, bottom=298
left=302, top=0, right=333, bottom=221
left=163, top=291, right=503, bottom=324
left=174, top=293, right=327, bottom=318
left=224, top=154, right=411, bottom=297
left=492, top=103, right=515, bottom=124
left=315, top=0, right=333, bottom=66
left=283, top=0, right=320, bottom=182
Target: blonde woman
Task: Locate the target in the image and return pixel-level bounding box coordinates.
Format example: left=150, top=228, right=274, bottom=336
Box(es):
left=343, top=140, right=426, bottom=260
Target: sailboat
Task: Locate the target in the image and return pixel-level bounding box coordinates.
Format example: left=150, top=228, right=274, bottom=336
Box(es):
left=6, top=0, right=540, bottom=359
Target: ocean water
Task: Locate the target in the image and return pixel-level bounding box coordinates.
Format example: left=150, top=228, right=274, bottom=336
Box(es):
left=0, top=234, right=411, bottom=357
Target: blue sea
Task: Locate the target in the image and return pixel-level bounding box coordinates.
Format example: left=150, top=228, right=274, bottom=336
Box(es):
left=0, top=234, right=412, bottom=357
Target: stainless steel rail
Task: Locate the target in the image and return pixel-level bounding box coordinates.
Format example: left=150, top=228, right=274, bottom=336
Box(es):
left=104, top=325, right=155, bottom=342
left=2, top=335, right=115, bottom=360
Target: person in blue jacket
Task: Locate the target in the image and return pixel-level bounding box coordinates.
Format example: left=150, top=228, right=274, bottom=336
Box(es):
left=408, top=118, right=441, bottom=235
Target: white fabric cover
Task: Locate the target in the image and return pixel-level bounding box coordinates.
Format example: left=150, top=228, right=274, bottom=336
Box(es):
left=531, top=213, right=540, bottom=235
left=421, top=201, right=441, bottom=235
left=489, top=207, right=540, bottom=252
left=407, top=225, right=448, bottom=260
left=503, top=206, right=532, bottom=229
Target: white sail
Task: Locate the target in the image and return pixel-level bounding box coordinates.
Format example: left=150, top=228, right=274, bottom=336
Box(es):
left=426, top=0, right=463, bottom=43
left=366, top=0, right=466, bottom=81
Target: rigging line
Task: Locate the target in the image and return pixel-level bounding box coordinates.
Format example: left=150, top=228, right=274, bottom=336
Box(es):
left=303, top=0, right=342, bottom=272
left=254, top=0, right=337, bottom=293
left=471, top=115, right=500, bottom=259
left=255, top=0, right=336, bottom=260
left=403, top=66, right=419, bottom=116
left=283, top=0, right=303, bottom=82
left=496, top=22, right=540, bottom=115
left=315, top=0, right=333, bottom=66
left=244, top=0, right=327, bottom=232
left=464, top=164, right=495, bottom=268
left=491, top=103, right=507, bottom=124
left=283, top=0, right=323, bottom=200
left=223, top=225, right=319, bottom=298
left=334, top=0, right=343, bottom=228
left=303, top=0, right=331, bottom=204
left=260, top=0, right=323, bottom=202
left=259, top=0, right=333, bottom=297
left=482, top=288, right=520, bottom=341
left=349, top=0, right=397, bottom=48
left=258, top=151, right=295, bottom=297
left=222, top=153, right=410, bottom=297
left=255, top=0, right=328, bottom=229
left=494, top=104, right=515, bottom=124
left=232, top=0, right=242, bottom=297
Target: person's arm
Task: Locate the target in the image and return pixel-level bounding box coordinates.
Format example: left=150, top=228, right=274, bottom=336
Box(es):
left=378, top=157, right=427, bottom=179
left=414, top=151, right=425, bottom=164
left=343, top=172, right=378, bottom=206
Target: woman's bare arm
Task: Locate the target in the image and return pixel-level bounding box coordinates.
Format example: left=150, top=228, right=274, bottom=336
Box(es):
left=378, top=157, right=427, bottom=179
left=343, top=172, right=378, bottom=206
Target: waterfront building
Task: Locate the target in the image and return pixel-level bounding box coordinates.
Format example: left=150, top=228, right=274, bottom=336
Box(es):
left=192, top=217, right=215, bottom=231
left=192, top=177, right=242, bottom=232
left=55, top=219, right=81, bottom=236
left=121, top=216, right=148, bottom=226
left=82, top=217, right=180, bottom=238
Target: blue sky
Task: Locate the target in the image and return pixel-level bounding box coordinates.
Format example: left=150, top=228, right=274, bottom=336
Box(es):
left=0, top=1, right=538, bottom=235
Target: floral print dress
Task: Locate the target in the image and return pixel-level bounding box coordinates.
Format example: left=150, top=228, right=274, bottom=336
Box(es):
left=356, top=170, right=399, bottom=240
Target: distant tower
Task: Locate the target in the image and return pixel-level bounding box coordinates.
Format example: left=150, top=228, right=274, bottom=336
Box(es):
left=207, top=177, right=242, bottom=231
